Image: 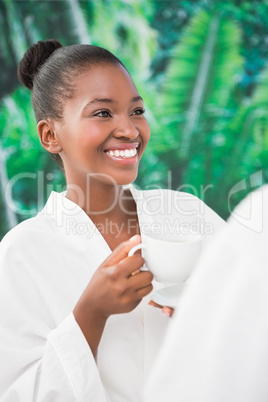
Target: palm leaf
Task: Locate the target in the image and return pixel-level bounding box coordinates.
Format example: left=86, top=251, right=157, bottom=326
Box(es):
left=90, top=0, right=156, bottom=80
left=65, top=0, right=91, bottom=44
left=159, top=10, right=242, bottom=160
left=210, top=65, right=268, bottom=217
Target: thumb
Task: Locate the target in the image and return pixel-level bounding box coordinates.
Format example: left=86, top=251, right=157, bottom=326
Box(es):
left=103, top=235, right=141, bottom=267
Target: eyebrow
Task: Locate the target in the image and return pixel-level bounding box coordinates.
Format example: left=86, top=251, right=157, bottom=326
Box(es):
left=82, top=96, right=143, bottom=110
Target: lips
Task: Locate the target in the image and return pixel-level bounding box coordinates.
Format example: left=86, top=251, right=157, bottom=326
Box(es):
left=104, top=142, right=139, bottom=164
left=106, top=148, right=137, bottom=158
left=104, top=142, right=139, bottom=159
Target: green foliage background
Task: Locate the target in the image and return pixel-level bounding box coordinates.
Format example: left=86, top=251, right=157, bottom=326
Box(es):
left=1, top=0, right=268, bottom=239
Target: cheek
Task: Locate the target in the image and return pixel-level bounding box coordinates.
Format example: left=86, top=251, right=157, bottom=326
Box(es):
left=74, top=124, right=106, bottom=151
left=141, top=120, right=151, bottom=145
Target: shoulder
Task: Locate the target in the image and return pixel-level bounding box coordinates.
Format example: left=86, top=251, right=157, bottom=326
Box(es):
left=1, top=214, right=54, bottom=245
left=0, top=213, right=57, bottom=265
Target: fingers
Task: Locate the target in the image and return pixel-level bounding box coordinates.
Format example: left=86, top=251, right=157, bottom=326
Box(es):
left=136, top=283, right=153, bottom=299
left=129, top=269, right=153, bottom=289
left=104, top=249, right=148, bottom=287
left=162, top=307, right=174, bottom=317
left=148, top=300, right=162, bottom=308
left=97, top=235, right=154, bottom=310
left=148, top=300, right=174, bottom=317
left=119, top=254, right=147, bottom=277
left=129, top=270, right=154, bottom=299
left=102, top=235, right=141, bottom=267
left=107, top=254, right=145, bottom=280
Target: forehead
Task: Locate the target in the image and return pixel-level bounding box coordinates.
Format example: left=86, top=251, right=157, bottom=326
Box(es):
left=73, top=63, right=138, bottom=100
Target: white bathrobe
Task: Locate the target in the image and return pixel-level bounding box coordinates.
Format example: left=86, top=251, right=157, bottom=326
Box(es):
left=145, top=185, right=268, bottom=402
left=0, top=185, right=225, bottom=401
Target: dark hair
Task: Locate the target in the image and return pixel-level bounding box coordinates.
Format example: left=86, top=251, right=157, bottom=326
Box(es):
left=17, top=39, right=126, bottom=169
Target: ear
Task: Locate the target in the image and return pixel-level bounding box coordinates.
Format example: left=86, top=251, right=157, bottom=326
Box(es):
left=37, top=120, right=62, bottom=154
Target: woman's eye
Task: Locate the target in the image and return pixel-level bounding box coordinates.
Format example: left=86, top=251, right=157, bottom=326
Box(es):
left=132, top=108, right=145, bottom=116
left=94, top=110, right=111, bottom=117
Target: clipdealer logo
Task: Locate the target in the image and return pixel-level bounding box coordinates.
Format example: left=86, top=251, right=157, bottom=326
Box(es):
left=228, top=171, right=264, bottom=233
left=64, top=217, right=214, bottom=239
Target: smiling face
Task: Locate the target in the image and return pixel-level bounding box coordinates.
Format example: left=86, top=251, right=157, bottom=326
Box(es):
left=52, top=63, right=150, bottom=189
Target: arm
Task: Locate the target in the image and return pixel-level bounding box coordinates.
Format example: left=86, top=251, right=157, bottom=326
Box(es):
left=0, top=235, right=152, bottom=401
left=73, top=235, right=153, bottom=357
left=0, top=243, right=108, bottom=402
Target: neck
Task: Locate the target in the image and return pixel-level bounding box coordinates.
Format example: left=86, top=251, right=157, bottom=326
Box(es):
left=65, top=175, right=131, bottom=218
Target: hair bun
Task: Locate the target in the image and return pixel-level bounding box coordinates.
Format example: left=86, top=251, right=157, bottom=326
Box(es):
left=17, top=39, right=62, bottom=90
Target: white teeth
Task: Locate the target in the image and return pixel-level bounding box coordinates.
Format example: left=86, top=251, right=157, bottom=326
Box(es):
left=106, top=148, right=137, bottom=158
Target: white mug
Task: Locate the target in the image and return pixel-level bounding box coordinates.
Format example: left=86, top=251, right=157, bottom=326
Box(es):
left=128, top=233, right=202, bottom=284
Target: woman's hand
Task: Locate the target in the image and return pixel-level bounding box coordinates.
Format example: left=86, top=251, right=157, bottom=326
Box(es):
left=85, top=234, right=153, bottom=317
left=148, top=300, right=174, bottom=317
left=73, top=235, right=153, bottom=356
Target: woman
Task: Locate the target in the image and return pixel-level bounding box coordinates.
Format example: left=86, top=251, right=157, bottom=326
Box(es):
left=0, top=40, right=226, bottom=401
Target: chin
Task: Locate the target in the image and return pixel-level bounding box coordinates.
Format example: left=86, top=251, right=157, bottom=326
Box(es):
left=109, top=172, right=138, bottom=187
left=114, top=177, right=137, bottom=186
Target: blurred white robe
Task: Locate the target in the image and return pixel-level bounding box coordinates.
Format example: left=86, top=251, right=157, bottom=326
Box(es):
left=144, top=184, right=268, bottom=402
left=0, top=185, right=225, bottom=402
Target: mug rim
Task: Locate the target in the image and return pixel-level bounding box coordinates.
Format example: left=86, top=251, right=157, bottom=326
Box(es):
left=141, top=233, right=203, bottom=244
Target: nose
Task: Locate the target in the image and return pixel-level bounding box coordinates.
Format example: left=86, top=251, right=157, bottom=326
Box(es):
left=113, top=115, right=139, bottom=140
